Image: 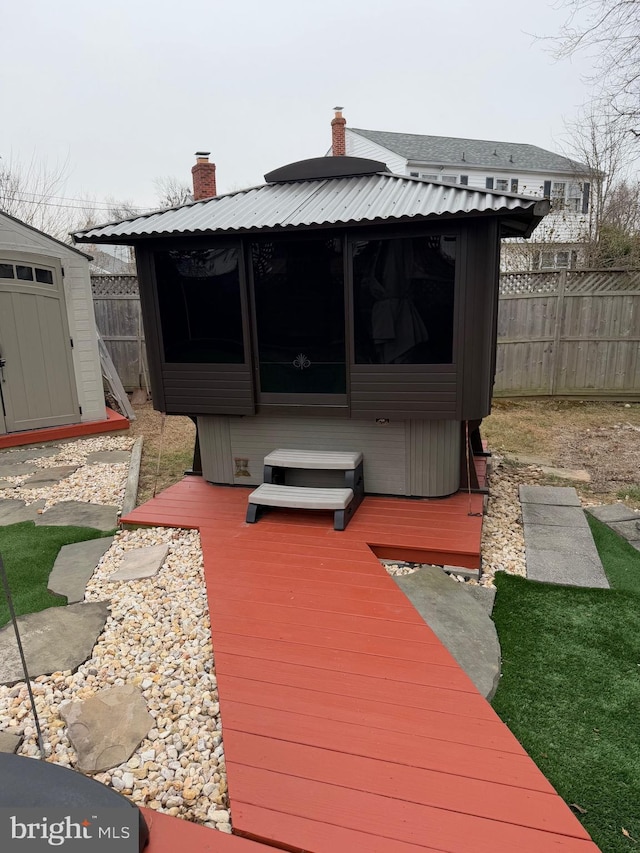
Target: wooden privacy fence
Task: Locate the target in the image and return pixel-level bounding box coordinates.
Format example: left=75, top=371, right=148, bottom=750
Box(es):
left=495, top=268, right=640, bottom=398
left=91, top=275, right=148, bottom=392
left=92, top=270, right=640, bottom=398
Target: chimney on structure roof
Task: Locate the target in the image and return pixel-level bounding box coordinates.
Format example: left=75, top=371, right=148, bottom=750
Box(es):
left=192, top=151, right=217, bottom=200
left=331, top=107, right=346, bottom=156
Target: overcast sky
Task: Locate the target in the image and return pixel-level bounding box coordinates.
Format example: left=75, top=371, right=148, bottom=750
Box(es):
left=4, top=0, right=596, bottom=218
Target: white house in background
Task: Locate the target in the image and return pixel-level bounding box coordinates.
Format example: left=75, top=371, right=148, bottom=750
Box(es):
left=328, top=110, right=592, bottom=270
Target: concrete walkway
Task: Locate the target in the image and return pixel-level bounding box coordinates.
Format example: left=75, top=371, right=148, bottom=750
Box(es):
left=520, top=485, right=609, bottom=588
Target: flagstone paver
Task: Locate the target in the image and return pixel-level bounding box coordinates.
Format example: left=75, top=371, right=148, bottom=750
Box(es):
left=519, top=485, right=582, bottom=506
left=23, top=465, right=78, bottom=486
left=60, top=684, right=153, bottom=774
left=0, top=732, right=22, bottom=754
left=0, top=448, right=59, bottom=463
left=35, top=501, right=118, bottom=531
left=0, top=498, right=46, bottom=525
left=586, top=504, right=640, bottom=524
left=108, top=543, right=169, bottom=582
left=0, top=602, right=110, bottom=685
left=48, top=536, right=115, bottom=603
left=0, top=462, right=38, bottom=479
left=392, top=566, right=501, bottom=699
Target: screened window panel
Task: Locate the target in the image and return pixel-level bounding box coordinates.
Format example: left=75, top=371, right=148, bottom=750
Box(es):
left=353, top=235, right=456, bottom=365
left=154, top=247, right=244, bottom=363
left=252, top=237, right=346, bottom=394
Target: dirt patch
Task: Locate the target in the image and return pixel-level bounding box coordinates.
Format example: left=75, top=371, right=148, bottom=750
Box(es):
left=484, top=400, right=640, bottom=508
left=127, top=401, right=196, bottom=504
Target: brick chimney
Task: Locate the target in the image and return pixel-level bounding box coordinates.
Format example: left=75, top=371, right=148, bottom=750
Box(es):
left=331, top=107, right=346, bottom=156
left=192, top=151, right=217, bottom=200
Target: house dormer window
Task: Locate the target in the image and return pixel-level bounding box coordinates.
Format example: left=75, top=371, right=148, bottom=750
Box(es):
left=495, top=179, right=509, bottom=192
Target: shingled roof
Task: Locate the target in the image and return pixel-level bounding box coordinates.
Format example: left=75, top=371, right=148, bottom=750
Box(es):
left=350, top=128, right=587, bottom=175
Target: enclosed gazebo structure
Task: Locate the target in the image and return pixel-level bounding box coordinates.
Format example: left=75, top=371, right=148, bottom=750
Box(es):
left=74, top=156, right=548, bottom=497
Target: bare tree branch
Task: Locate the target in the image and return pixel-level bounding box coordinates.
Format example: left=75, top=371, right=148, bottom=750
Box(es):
left=549, top=1, right=640, bottom=135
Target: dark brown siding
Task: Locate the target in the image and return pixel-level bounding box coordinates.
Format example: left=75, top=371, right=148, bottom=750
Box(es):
left=162, top=363, right=254, bottom=415
left=459, top=220, right=500, bottom=420
left=349, top=365, right=457, bottom=419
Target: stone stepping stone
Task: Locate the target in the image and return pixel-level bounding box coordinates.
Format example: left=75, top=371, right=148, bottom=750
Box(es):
left=48, top=536, right=115, bottom=603
left=586, top=504, right=640, bottom=524
left=86, top=450, right=131, bottom=465
left=0, top=602, right=110, bottom=686
left=392, top=566, right=501, bottom=700
left=0, top=447, right=59, bottom=463
left=35, top=501, right=118, bottom=531
left=60, top=684, right=153, bottom=773
left=0, top=732, right=22, bottom=754
left=520, top=486, right=610, bottom=588
left=519, top=485, right=581, bottom=506
left=0, top=462, right=38, bottom=479
left=526, top=548, right=610, bottom=589
left=0, top=498, right=46, bottom=526
left=606, top=519, right=640, bottom=545
left=521, top=503, right=589, bottom=528
left=22, top=465, right=78, bottom=487
left=108, top=543, right=169, bottom=582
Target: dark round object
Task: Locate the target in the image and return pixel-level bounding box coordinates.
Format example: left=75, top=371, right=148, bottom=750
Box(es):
left=0, top=753, right=149, bottom=850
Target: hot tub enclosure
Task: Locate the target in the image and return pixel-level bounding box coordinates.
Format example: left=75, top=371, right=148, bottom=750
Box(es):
left=74, top=156, right=548, bottom=496
left=0, top=212, right=105, bottom=435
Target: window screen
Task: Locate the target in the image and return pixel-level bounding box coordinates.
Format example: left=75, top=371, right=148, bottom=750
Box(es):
left=353, top=235, right=456, bottom=365
left=252, top=237, right=345, bottom=394
left=154, top=247, right=244, bottom=363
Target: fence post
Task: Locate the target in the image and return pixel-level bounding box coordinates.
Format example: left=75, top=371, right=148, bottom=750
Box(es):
left=549, top=268, right=567, bottom=395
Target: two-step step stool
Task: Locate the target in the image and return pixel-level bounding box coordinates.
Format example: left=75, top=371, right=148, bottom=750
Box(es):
left=246, top=449, right=365, bottom=531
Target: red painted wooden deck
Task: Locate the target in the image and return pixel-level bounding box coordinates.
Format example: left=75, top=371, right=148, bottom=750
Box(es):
left=124, top=478, right=600, bottom=853
left=0, top=408, right=128, bottom=450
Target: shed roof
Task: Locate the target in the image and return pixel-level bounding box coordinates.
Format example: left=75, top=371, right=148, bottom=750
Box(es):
left=0, top=210, right=93, bottom=259
left=349, top=128, right=588, bottom=175
left=73, top=169, right=548, bottom=245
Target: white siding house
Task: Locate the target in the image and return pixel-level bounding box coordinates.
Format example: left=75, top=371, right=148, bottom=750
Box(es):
left=0, top=212, right=105, bottom=435
left=328, top=122, right=592, bottom=270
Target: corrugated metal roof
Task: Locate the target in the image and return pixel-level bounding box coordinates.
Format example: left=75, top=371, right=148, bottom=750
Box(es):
left=350, top=128, right=588, bottom=174
left=74, top=172, right=547, bottom=243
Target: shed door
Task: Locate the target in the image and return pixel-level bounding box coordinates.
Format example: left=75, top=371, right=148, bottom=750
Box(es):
left=0, top=255, right=79, bottom=433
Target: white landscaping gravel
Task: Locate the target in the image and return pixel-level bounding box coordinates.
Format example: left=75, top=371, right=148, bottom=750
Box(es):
left=0, top=436, right=135, bottom=509
left=0, top=436, right=230, bottom=831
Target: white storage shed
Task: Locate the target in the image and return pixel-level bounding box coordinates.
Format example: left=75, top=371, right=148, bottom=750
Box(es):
left=0, top=211, right=105, bottom=435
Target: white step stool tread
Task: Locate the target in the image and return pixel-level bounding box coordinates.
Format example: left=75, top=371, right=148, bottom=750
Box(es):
left=248, top=484, right=354, bottom=510
left=264, top=449, right=363, bottom=470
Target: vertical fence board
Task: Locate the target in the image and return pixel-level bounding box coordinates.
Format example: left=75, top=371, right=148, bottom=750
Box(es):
left=91, top=275, right=148, bottom=392
left=495, top=269, right=640, bottom=398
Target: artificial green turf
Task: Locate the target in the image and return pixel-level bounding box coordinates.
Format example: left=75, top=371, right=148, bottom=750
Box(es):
left=0, top=521, right=112, bottom=628
left=491, top=573, right=640, bottom=851
left=587, top=513, right=640, bottom=592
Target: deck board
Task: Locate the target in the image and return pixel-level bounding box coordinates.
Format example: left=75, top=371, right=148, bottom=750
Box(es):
left=122, top=476, right=600, bottom=853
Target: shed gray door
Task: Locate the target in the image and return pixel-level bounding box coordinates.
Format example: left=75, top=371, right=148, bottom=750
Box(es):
left=0, top=254, right=79, bottom=433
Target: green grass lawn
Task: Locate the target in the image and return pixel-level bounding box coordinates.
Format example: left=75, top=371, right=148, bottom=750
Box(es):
left=491, top=515, right=640, bottom=852
left=0, top=522, right=112, bottom=628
